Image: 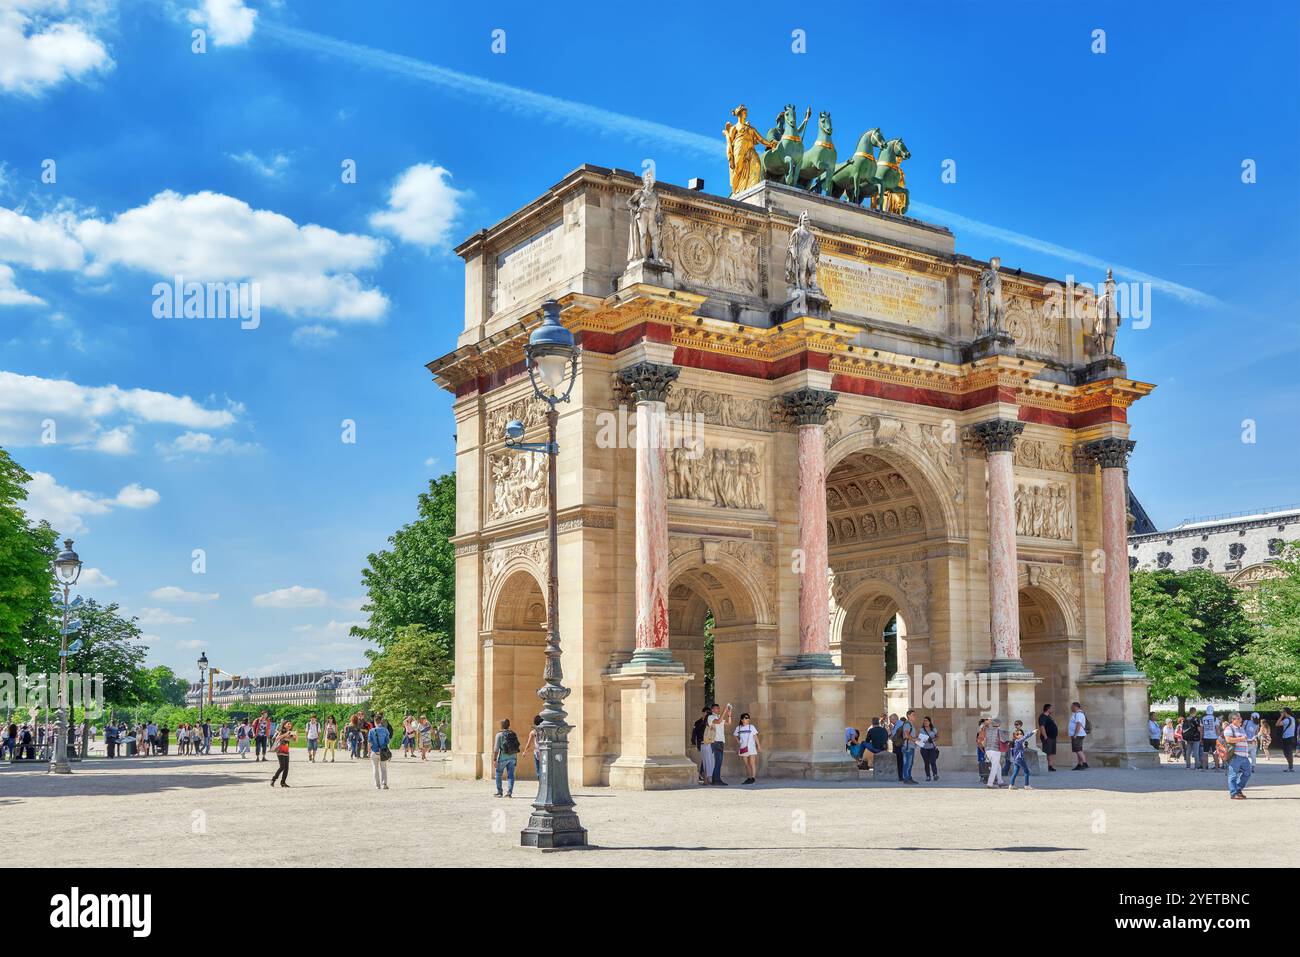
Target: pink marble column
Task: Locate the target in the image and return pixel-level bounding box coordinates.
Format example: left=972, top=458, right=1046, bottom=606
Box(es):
left=634, top=398, right=669, bottom=651
left=1088, top=438, right=1139, bottom=673
left=972, top=419, right=1025, bottom=671
left=781, top=388, right=838, bottom=669
left=617, top=361, right=680, bottom=663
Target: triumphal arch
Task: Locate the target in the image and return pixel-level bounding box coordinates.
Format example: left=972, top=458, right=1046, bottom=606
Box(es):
left=429, top=119, right=1157, bottom=787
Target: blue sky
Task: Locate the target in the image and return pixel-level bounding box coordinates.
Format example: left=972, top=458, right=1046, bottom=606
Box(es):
left=2, top=0, right=1297, bottom=680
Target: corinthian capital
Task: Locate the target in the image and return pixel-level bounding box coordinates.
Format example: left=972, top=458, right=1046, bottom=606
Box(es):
left=970, top=418, right=1024, bottom=454
left=779, top=387, right=837, bottom=426
left=1084, top=437, right=1136, bottom=470
left=616, top=361, right=680, bottom=404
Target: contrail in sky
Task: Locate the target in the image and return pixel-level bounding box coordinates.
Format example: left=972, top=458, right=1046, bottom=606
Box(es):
left=261, top=22, right=1220, bottom=309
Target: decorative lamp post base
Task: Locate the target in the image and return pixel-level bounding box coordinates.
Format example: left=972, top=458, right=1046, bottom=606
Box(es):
left=520, top=812, right=590, bottom=850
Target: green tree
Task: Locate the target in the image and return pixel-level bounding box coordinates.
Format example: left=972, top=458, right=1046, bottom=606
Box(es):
left=26, top=599, right=151, bottom=709
left=0, top=447, right=58, bottom=669
left=138, top=665, right=190, bottom=706
left=1174, top=569, right=1254, bottom=698
left=1131, top=570, right=1205, bottom=711
left=1230, top=543, right=1300, bottom=700
left=365, top=624, right=453, bottom=717
left=351, top=473, right=455, bottom=661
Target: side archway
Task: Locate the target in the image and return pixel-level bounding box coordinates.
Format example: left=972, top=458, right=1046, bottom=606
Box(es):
left=480, top=567, right=546, bottom=780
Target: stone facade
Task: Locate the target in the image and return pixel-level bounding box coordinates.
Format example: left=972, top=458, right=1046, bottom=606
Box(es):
left=428, top=166, right=1158, bottom=786
left=186, top=668, right=371, bottom=709
left=1129, top=507, right=1300, bottom=587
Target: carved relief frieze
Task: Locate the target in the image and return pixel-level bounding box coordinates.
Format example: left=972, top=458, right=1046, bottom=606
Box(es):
left=487, top=450, right=548, bottom=521
left=667, top=443, right=764, bottom=510
left=1015, top=437, right=1075, bottom=473
left=662, top=216, right=760, bottom=296
left=1014, top=480, right=1074, bottom=541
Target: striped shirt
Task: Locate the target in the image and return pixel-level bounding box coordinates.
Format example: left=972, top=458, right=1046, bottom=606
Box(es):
left=1222, top=725, right=1253, bottom=758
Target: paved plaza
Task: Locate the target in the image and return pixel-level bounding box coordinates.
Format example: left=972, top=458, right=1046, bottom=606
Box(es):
left=2, top=752, right=1296, bottom=868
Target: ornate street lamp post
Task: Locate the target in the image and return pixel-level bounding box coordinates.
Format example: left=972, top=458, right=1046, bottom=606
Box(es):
left=50, top=538, right=82, bottom=775
left=504, top=299, right=588, bottom=849
left=197, top=652, right=209, bottom=728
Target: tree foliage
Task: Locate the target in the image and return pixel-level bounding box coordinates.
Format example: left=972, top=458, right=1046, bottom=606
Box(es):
left=1230, top=543, right=1300, bottom=700
left=365, top=624, right=454, bottom=717
left=351, top=473, right=455, bottom=660
left=1131, top=571, right=1205, bottom=706
left=0, top=446, right=57, bottom=668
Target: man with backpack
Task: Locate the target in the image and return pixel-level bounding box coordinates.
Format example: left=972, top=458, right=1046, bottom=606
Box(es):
left=1181, top=708, right=1202, bottom=770
left=887, top=713, right=905, bottom=782
left=493, top=718, right=520, bottom=798
left=1068, top=702, right=1088, bottom=770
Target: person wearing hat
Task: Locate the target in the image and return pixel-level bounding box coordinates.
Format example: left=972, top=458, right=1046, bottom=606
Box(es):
left=985, top=718, right=1008, bottom=788
left=1201, top=706, right=1220, bottom=771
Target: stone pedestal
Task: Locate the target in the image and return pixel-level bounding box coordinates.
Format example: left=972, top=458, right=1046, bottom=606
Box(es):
left=963, top=331, right=1016, bottom=362
left=765, top=668, right=856, bottom=779
left=619, top=258, right=673, bottom=290
left=604, top=662, right=697, bottom=789
left=981, top=669, right=1042, bottom=730
left=779, top=286, right=832, bottom=322
left=1077, top=672, right=1159, bottom=768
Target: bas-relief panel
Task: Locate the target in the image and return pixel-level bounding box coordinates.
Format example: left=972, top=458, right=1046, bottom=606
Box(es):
left=1004, top=292, right=1063, bottom=359
left=661, top=216, right=760, bottom=296
left=1014, top=479, right=1074, bottom=542
left=1014, top=437, right=1074, bottom=474
left=487, top=450, right=548, bottom=521
left=667, top=441, right=764, bottom=511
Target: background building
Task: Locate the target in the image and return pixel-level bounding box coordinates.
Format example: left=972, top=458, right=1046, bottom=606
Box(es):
left=1128, top=505, right=1300, bottom=587
left=186, top=667, right=371, bottom=709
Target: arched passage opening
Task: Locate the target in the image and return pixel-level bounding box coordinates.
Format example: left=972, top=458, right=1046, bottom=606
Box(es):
left=668, top=552, right=772, bottom=775
left=1019, top=585, right=1073, bottom=716
left=480, top=567, right=546, bottom=779
left=826, top=445, right=950, bottom=734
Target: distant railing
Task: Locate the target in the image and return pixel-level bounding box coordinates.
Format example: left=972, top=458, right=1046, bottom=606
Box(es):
left=1173, top=504, right=1300, bottom=529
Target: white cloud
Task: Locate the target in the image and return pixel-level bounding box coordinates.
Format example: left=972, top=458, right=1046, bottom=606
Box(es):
left=0, top=370, right=241, bottom=449
left=113, top=483, right=159, bottom=509
left=174, top=638, right=205, bottom=650
left=369, top=163, right=466, bottom=249
left=148, top=585, right=219, bottom=603
left=190, top=0, right=256, bottom=47
left=135, top=607, right=194, bottom=626
left=0, top=263, right=43, bottom=305
left=290, top=324, right=337, bottom=348
left=292, top=619, right=363, bottom=641
left=79, top=567, right=117, bottom=587
left=156, top=430, right=256, bottom=457
left=21, top=471, right=159, bottom=535
left=253, top=585, right=330, bottom=608
left=0, top=1, right=114, bottom=97
left=76, top=190, right=389, bottom=321
left=229, top=149, right=290, bottom=179
left=90, top=424, right=133, bottom=455
left=0, top=205, right=86, bottom=271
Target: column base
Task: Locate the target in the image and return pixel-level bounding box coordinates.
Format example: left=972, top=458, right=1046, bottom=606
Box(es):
left=603, top=659, right=697, bottom=790
left=982, top=657, right=1029, bottom=674
left=764, top=666, right=856, bottom=780
left=1077, top=671, right=1159, bottom=768
left=619, top=258, right=674, bottom=290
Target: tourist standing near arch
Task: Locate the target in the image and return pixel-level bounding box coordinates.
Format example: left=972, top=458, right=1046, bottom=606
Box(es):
left=734, top=713, right=760, bottom=785
left=707, top=703, right=732, bottom=786
left=493, top=718, right=519, bottom=797
left=1223, top=713, right=1255, bottom=799
left=917, top=716, right=940, bottom=782
left=1068, top=702, right=1088, bottom=770
left=1037, top=704, right=1058, bottom=772
left=369, top=713, right=392, bottom=790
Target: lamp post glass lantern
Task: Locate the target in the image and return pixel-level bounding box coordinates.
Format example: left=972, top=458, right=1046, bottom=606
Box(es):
left=504, top=299, right=587, bottom=849
left=51, top=538, right=82, bottom=774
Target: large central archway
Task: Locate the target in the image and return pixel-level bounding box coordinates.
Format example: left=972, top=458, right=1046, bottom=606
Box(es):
left=825, top=444, right=951, bottom=733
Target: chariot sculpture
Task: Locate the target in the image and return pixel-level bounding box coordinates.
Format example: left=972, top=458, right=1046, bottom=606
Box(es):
left=725, top=103, right=911, bottom=215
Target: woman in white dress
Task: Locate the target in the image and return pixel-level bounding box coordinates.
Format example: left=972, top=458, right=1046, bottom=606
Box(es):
left=733, top=713, right=761, bottom=786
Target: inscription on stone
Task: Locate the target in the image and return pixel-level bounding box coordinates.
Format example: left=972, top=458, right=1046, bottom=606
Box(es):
left=819, top=255, right=947, bottom=333
left=495, top=221, right=563, bottom=312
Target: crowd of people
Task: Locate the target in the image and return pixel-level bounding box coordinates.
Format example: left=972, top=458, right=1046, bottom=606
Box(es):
left=1153, top=706, right=1296, bottom=776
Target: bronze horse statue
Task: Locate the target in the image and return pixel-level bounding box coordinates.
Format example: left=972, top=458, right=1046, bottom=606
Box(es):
left=830, top=127, right=886, bottom=206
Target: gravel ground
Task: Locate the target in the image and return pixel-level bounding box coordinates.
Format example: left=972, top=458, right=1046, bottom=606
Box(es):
left=2, top=751, right=1296, bottom=867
